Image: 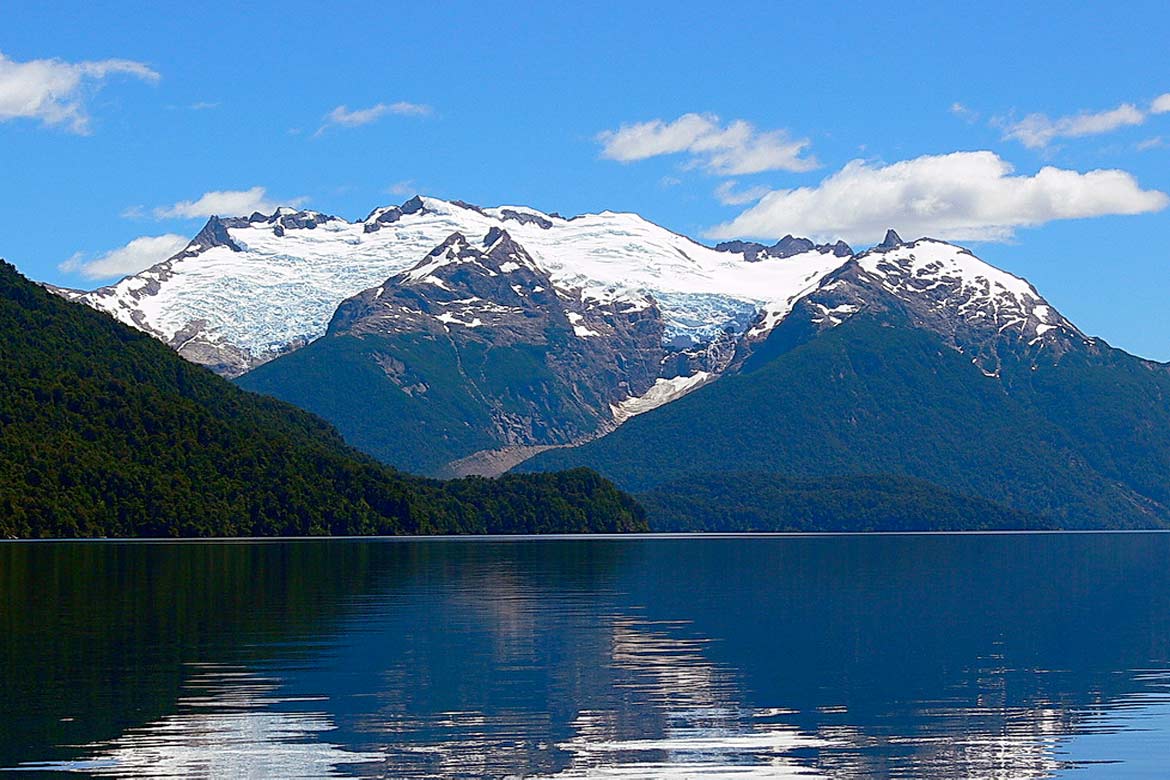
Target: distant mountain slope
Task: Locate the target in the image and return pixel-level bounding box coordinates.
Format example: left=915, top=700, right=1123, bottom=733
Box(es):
left=0, top=260, right=646, bottom=538
left=640, top=473, right=1052, bottom=532
left=523, top=308, right=1170, bottom=529
left=57, top=196, right=852, bottom=375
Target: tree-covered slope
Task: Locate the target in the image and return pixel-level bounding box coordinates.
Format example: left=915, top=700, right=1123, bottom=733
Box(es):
left=236, top=331, right=503, bottom=476
left=0, top=261, right=646, bottom=538
left=640, top=473, right=1052, bottom=532
left=522, top=311, right=1170, bottom=529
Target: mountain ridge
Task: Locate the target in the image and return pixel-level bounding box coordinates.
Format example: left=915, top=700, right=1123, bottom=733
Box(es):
left=56, top=196, right=858, bottom=376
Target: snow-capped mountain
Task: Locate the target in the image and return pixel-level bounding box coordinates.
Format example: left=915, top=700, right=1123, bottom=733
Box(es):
left=518, top=228, right=1170, bottom=531
left=49, top=192, right=1170, bottom=527
left=767, top=229, right=1088, bottom=377
left=237, top=227, right=669, bottom=476
left=55, top=194, right=1160, bottom=499
left=63, top=196, right=855, bottom=376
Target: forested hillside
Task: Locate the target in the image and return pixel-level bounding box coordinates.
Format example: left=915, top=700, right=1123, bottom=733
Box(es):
left=0, top=261, right=646, bottom=538
left=524, top=312, right=1170, bottom=529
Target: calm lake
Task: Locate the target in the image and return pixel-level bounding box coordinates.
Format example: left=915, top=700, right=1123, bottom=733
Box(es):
left=2, top=534, right=1170, bottom=778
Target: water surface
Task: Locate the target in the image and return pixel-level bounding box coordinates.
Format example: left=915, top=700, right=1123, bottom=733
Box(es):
left=2, top=533, right=1169, bottom=778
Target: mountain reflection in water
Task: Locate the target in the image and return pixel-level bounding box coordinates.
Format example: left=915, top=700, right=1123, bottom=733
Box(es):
left=3, top=534, right=1170, bottom=778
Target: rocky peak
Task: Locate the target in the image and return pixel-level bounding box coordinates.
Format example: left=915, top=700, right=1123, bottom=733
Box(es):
left=222, top=208, right=337, bottom=234
left=876, top=229, right=904, bottom=250
left=498, top=208, right=554, bottom=229
left=483, top=226, right=507, bottom=247
left=770, top=238, right=1088, bottom=375
left=189, top=216, right=242, bottom=253
left=770, top=235, right=817, bottom=258
left=715, top=235, right=855, bottom=262
left=331, top=230, right=560, bottom=337
left=713, top=239, right=769, bottom=261
left=322, top=233, right=669, bottom=451
left=447, top=198, right=484, bottom=214
left=828, top=240, right=853, bottom=258
left=362, top=195, right=431, bottom=233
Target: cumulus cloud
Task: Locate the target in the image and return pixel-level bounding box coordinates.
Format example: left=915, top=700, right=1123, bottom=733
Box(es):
left=150, top=187, right=304, bottom=219
left=714, top=180, right=770, bottom=206
left=1152, top=94, right=1170, bottom=115
left=706, top=151, right=1168, bottom=245
left=59, top=234, right=189, bottom=279
left=0, top=50, right=158, bottom=133
left=597, top=113, right=817, bottom=175
left=314, top=101, right=431, bottom=136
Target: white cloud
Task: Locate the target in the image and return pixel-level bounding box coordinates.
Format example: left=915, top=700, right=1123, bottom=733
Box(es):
left=950, top=102, right=979, bottom=123
left=1000, top=103, right=1145, bottom=149
left=1137, top=136, right=1164, bottom=151
left=706, top=151, right=1169, bottom=245
left=597, top=113, right=817, bottom=174
left=384, top=180, right=416, bottom=197
left=0, top=50, right=158, bottom=133
left=1152, top=93, right=1170, bottom=115
left=314, top=101, right=431, bottom=136
left=714, top=180, right=770, bottom=206
left=151, top=187, right=304, bottom=219
left=59, top=234, right=189, bottom=279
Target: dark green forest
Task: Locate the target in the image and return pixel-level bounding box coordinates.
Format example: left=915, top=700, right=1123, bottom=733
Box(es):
left=237, top=332, right=506, bottom=476
left=641, top=473, right=1052, bottom=532
left=0, top=261, right=646, bottom=538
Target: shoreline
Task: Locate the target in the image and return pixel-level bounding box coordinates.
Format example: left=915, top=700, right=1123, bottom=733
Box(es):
left=5, top=528, right=1170, bottom=543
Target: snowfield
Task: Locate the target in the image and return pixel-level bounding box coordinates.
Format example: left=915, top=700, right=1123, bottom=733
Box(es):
left=71, top=197, right=853, bottom=368
left=66, top=197, right=1078, bottom=378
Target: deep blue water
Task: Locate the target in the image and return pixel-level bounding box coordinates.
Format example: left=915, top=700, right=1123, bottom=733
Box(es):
left=3, top=533, right=1170, bottom=778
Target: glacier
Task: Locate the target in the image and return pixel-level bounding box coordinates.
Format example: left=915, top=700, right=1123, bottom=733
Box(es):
left=65, top=197, right=855, bottom=374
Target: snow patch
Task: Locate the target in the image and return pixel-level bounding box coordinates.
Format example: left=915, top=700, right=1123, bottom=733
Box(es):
left=612, top=373, right=714, bottom=424
left=435, top=312, right=483, bottom=328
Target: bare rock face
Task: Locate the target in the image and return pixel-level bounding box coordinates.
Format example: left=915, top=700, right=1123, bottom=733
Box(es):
left=361, top=196, right=428, bottom=232
left=661, top=329, right=741, bottom=378
left=326, top=228, right=667, bottom=451
left=715, top=235, right=853, bottom=262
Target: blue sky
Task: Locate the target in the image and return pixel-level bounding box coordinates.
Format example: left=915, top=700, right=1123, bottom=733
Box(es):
left=4, top=0, right=1170, bottom=358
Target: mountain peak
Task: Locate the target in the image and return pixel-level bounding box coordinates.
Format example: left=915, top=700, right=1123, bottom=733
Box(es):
left=829, top=240, right=853, bottom=257
left=770, top=235, right=817, bottom=258
left=430, top=231, right=471, bottom=254
left=190, top=216, right=242, bottom=253
left=877, top=229, right=903, bottom=250
left=483, top=226, right=509, bottom=247
left=714, top=235, right=853, bottom=262
left=362, top=196, right=431, bottom=232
